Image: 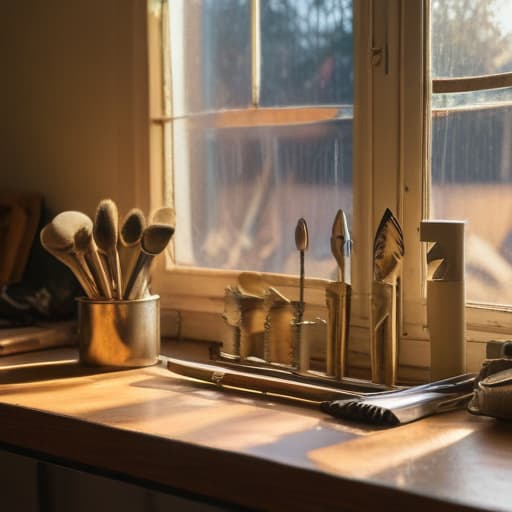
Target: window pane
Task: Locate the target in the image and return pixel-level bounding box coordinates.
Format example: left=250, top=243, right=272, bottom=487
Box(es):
left=173, top=113, right=353, bottom=279
left=432, top=88, right=512, bottom=109
left=431, top=0, right=512, bottom=305
left=260, top=0, right=353, bottom=106
left=431, top=0, right=512, bottom=78
left=170, top=0, right=251, bottom=116
left=169, top=1, right=354, bottom=279
left=431, top=90, right=512, bottom=304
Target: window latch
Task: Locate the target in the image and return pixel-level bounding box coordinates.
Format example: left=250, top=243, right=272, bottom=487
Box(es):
left=371, top=45, right=389, bottom=74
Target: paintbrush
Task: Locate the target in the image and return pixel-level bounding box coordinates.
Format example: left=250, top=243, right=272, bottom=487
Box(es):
left=40, top=224, right=98, bottom=298
left=52, top=210, right=112, bottom=298
left=93, top=199, right=122, bottom=299
left=123, top=222, right=175, bottom=299
left=118, top=208, right=146, bottom=297
left=74, top=225, right=112, bottom=299
left=150, top=206, right=176, bottom=226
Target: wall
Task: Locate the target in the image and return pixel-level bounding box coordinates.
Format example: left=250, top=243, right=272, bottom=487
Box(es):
left=0, top=0, right=150, bottom=219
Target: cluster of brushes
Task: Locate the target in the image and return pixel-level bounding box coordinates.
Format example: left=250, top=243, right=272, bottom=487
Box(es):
left=40, top=199, right=175, bottom=300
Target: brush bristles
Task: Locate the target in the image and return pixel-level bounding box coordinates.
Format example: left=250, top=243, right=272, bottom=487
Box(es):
left=53, top=211, right=92, bottom=234
left=74, top=226, right=92, bottom=251
left=40, top=225, right=72, bottom=252
left=150, top=207, right=176, bottom=228
left=42, top=200, right=176, bottom=299
left=142, top=224, right=175, bottom=255
left=321, top=399, right=399, bottom=426
left=94, top=199, right=119, bottom=251
left=49, top=211, right=92, bottom=250
left=121, top=208, right=146, bottom=245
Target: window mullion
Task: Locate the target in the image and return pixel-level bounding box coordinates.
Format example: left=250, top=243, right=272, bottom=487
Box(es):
left=400, top=0, right=430, bottom=347
left=368, top=0, right=431, bottom=375
left=370, top=0, right=401, bottom=230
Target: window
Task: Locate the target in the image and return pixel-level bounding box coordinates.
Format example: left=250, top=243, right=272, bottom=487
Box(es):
left=148, top=0, right=512, bottom=377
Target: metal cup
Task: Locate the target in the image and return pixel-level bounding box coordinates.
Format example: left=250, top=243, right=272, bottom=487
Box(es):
left=77, top=295, right=160, bottom=367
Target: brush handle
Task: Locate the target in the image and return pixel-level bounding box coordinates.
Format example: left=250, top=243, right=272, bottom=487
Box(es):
left=124, top=252, right=154, bottom=299
left=49, top=249, right=98, bottom=298
left=106, top=249, right=122, bottom=300
left=371, top=280, right=397, bottom=386
left=85, top=244, right=112, bottom=299
left=97, top=250, right=122, bottom=299
left=118, top=243, right=141, bottom=296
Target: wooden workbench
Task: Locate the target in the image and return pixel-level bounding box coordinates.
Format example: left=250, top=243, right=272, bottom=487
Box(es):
left=0, top=344, right=511, bottom=512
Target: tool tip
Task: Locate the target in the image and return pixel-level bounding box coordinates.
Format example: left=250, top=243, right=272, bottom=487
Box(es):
left=295, top=218, right=309, bottom=252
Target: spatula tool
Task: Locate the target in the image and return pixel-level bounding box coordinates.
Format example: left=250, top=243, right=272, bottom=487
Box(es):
left=326, top=209, right=352, bottom=379
left=371, top=208, right=404, bottom=386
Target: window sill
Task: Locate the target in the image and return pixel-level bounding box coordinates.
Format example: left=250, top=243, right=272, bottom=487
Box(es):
left=0, top=343, right=510, bottom=512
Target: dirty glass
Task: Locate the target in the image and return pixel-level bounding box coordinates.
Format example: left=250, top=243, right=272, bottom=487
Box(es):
left=170, top=0, right=354, bottom=279
left=431, top=0, right=512, bottom=304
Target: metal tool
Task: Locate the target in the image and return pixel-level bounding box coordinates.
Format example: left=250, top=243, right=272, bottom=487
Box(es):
left=468, top=359, right=512, bottom=420
left=167, top=357, right=360, bottom=403
left=371, top=208, right=404, bottom=386
left=209, top=353, right=389, bottom=393
left=326, top=209, right=352, bottom=379
left=167, top=357, right=474, bottom=426
left=330, top=209, right=352, bottom=285
left=295, top=218, right=309, bottom=322
left=322, top=373, right=475, bottom=426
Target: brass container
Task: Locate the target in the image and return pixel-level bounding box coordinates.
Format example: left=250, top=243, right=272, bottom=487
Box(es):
left=77, top=295, right=160, bottom=367
left=264, top=300, right=300, bottom=366
left=223, top=288, right=265, bottom=360
left=325, top=282, right=351, bottom=379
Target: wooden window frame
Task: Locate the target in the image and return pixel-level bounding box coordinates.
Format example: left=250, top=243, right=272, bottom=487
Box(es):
left=145, top=0, right=512, bottom=380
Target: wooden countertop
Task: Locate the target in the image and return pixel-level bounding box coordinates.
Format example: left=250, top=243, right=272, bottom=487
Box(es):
left=0, top=345, right=511, bottom=512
